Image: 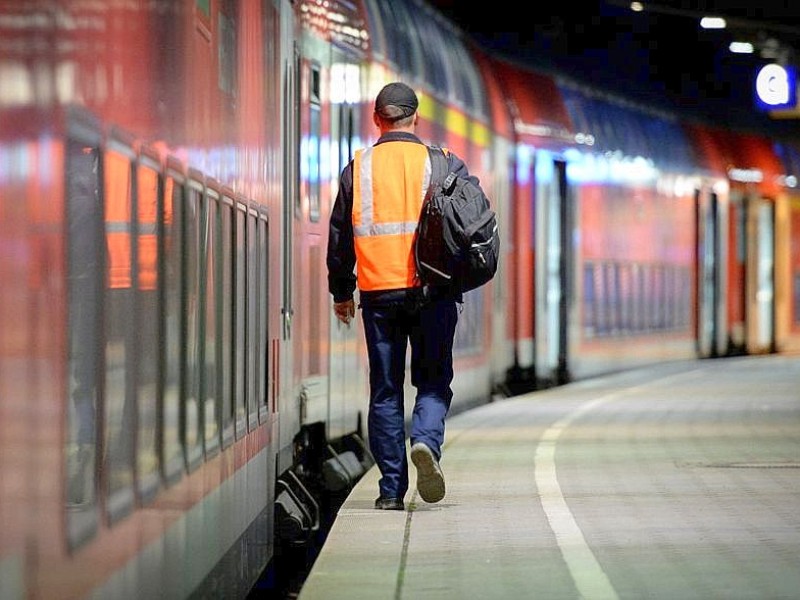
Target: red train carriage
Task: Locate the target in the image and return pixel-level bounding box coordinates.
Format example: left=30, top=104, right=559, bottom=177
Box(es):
left=1, top=2, right=286, bottom=598
left=686, top=123, right=799, bottom=356
left=481, top=53, right=703, bottom=388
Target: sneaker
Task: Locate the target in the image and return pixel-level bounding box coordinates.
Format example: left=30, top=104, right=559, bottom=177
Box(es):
left=410, top=442, right=445, bottom=503
left=374, top=497, right=405, bottom=511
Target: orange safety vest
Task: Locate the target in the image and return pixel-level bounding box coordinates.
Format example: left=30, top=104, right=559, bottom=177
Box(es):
left=352, top=141, right=433, bottom=291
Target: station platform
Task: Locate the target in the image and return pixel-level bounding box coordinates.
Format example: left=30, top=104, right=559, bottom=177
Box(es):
left=297, top=354, right=800, bottom=600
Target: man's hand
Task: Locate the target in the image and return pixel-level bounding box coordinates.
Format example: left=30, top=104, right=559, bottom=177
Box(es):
left=333, top=299, right=355, bottom=325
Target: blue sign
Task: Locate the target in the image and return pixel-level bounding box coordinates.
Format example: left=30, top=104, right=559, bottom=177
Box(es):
left=755, top=64, right=797, bottom=111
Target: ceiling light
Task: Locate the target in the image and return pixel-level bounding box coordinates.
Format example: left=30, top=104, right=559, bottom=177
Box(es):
left=700, top=17, right=726, bottom=29
left=729, top=41, right=754, bottom=54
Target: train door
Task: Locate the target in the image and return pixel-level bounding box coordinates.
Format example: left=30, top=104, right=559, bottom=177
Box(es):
left=491, top=138, right=514, bottom=387
left=505, top=147, right=536, bottom=394
left=295, top=60, right=329, bottom=427
left=774, top=194, right=800, bottom=353
left=695, top=188, right=726, bottom=357
left=746, top=196, right=776, bottom=353
left=276, top=32, right=300, bottom=471
left=326, top=60, right=365, bottom=440
left=534, top=156, right=571, bottom=385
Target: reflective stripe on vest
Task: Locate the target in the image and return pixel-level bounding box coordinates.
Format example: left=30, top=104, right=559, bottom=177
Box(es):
left=352, top=142, right=432, bottom=291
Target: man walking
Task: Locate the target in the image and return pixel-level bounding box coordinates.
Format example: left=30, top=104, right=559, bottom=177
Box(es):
left=326, top=82, right=485, bottom=510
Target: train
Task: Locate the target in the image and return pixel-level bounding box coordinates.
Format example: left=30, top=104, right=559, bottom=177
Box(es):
left=1, top=0, right=799, bottom=598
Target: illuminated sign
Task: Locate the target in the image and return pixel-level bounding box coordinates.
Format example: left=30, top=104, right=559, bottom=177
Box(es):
left=755, top=64, right=797, bottom=110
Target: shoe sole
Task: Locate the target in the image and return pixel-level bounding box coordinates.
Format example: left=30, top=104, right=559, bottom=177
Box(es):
left=375, top=499, right=405, bottom=510
left=410, top=443, right=445, bottom=503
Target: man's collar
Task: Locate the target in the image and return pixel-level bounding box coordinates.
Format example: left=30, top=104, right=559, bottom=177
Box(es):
left=375, top=131, right=423, bottom=145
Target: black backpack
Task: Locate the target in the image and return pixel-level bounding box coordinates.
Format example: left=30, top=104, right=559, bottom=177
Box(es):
left=414, top=146, right=500, bottom=294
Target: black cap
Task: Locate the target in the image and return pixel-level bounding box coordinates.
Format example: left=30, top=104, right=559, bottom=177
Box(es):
left=374, top=82, right=418, bottom=120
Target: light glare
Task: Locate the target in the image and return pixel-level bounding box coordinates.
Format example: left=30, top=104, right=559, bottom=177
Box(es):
left=700, top=17, right=726, bottom=29
left=729, top=41, right=754, bottom=54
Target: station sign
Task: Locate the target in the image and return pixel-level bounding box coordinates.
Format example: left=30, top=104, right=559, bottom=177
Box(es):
left=754, top=64, right=798, bottom=114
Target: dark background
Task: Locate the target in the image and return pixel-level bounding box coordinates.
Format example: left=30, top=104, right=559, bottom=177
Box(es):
left=428, top=1, right=800, bottom=140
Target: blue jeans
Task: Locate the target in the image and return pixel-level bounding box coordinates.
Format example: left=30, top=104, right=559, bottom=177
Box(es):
left=361, top=295, right=458, bottom=500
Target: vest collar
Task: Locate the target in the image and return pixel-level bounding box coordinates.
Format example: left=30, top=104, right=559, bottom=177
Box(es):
left=375, top=131, right=424, bottom=145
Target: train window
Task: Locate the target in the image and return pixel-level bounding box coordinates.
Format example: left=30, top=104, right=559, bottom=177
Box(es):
left=423, top=14, right=486, bottom=117
left=218, top=9, right=237, bottom=96
left=220, top=194, right=235, bottom=447
left=247, top=209, right=259, bottom=428
left=184, top=176, right=204, bottom=471
left=337, top=99, right=357, bottom=172
left=613, top=263, right=624, bottom=334
left=308, top=63, right=321, bottom=223
left=584, top=259, right=691, bottom=338
left=361, top=0, right=387, bottom=61
left=310, top=65, right=321, bottom=104
left=665, top=266, right=675, bottom=330
left=410, top=12, right=447, bottom=91
left=452, top=289, right=483, bottom=356
left=601, top=108, right=620, bottom=155
left=450, top=38, right=486, bottom=116
left=263, top=2, right=282, bottom=135
left=665, top=265, right=681, bottom=330
left=195, top=0, right=210, bottom=19
left=618, top=263, right=633, bottom=333
left=103, top=140, right=136, bottom=524
left=257, top=213, right=270, bottom=423
left=235, top=203, right=247, bottom=437
left=134, top=153, right=161, bottom=504
left=664, top=265, right=676, bottom=331
left=372, top=1, right=416, bottom=75
left=794, top=273, right=800, bottom=327
left=677, top=266, right=689, bottom=329
left=598, top=262, right=612, bottom=336
left=631, top=263, right=647, bottom=333
left=594, top=262, right=607, bottom=336
left=371, top=1, right=400, bottom=70
left=203, top=186, right=221, bottom=457
left=655, top=265, right=667, bottom=330
left=65, top=136, right=102, bottom=549
left=559, top=89, right=586, bottom=140
left=735, top=198, right=747, bottom=263
left=389, top=1, right=424, bottom=78
left=647, top=265, right=660, bottom=331
left=582, top=263, right=596, bottom=338
left=307, top=241, right=323, bottom=375
left=754, top=202, right=776, bottom=349
left=161, top=165, right=184, bottom=484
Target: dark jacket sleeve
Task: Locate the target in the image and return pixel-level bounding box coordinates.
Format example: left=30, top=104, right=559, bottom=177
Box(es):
left=446, top=150, right=482, bottom=189
left=327, top=162, right=357, bottom=302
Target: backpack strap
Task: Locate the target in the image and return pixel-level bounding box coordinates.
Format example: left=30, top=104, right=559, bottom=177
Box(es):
left=426, top=145, right=449, bottom=196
